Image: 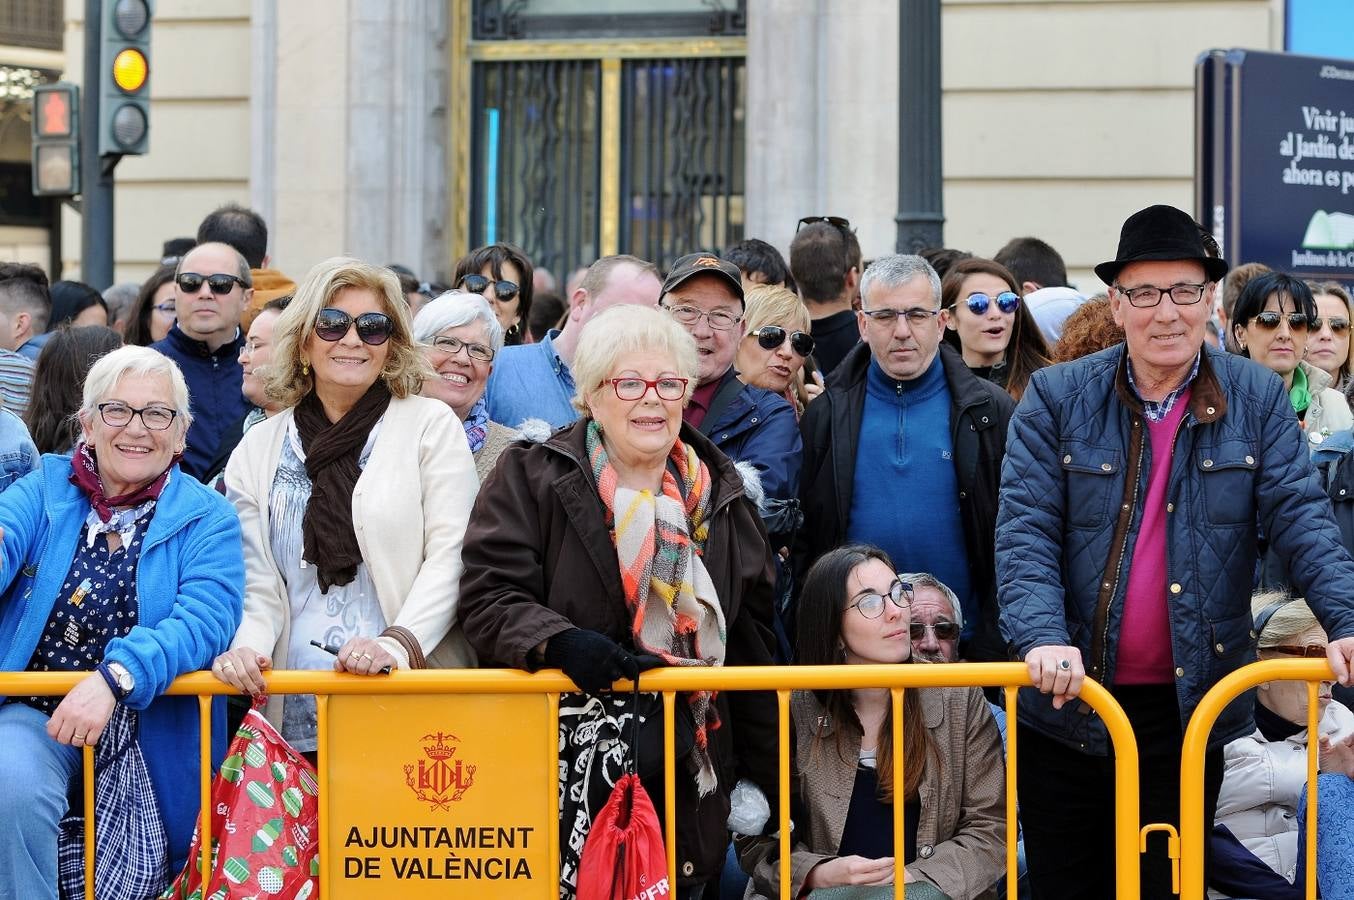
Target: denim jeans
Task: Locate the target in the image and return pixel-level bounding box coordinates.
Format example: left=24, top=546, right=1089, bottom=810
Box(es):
left=0, top=702, right=81, bottom=900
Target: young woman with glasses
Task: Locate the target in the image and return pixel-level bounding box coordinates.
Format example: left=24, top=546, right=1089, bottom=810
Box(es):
left=735, top=284, right=823, bottom=418
left=1210, top=592, right=1354, bottom=898
left=451, top=242, right=535, bottom=346
left=737, top=544, right=1005, bottom=900
left=1232, top=272, right=1353, bottom=450
left=939, top=258, right=1050, bottom=402
left=212, top=258, right=481, bottom=755
left=1306, top=281, right=1354, bottom=394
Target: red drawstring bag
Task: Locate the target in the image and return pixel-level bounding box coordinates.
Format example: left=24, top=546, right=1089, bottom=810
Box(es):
left=575, top=686, right=671, bottom=900
left=159, top=696, right=319, bottom=899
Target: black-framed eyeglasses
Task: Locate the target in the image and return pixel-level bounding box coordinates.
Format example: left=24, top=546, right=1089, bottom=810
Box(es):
left=1265, top=644, right=1327, bottom=658
left=1250, top=311, right=1311, bottom=333
left=797, top=215, right=853, bottom=235
left=860, top=307, right=940, bottom=326
left=663, top=303, right=742, bottom=331
left=97, top=401, right=178, bottom=431
left=459, top=273, right=520, bottom=303
left=313, top=307, right=394, bottom=345
left=1113, top=282, right=1208, bottom=308
left=848, top=578, right=913, bottom=619
left=910, top=621, right=961, bottom=642
left=428, top=334, right=495, bottom=363
left=751, top=325, right=815, bottom=358
left=606, top=377, right=689, bottom=402
left=1313, top=316, right=1351, bottom=334
left=956, top=291, right=1021, bottom=317
left=176, top=272, right=248, bottom=296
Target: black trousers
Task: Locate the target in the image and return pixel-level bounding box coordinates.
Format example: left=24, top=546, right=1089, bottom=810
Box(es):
left=1017, top=685, right=1225, bottom=900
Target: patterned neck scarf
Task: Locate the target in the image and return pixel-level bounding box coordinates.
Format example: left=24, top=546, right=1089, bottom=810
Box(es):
left=586, top=420, right=727, bottom=796
left=68, top=442, right=175, bottom=523
left=462, top=396, right=490, bottom=454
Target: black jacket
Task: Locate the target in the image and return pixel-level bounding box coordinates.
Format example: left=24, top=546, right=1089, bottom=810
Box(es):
left=795, top=343, right=1015, bottom=660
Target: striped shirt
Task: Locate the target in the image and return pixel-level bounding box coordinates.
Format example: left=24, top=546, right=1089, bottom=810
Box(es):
left=0, top=349, right=34, bottom=417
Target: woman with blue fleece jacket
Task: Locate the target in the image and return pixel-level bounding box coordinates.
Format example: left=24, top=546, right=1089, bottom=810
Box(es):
left=0, top=346, right=244, bottom=899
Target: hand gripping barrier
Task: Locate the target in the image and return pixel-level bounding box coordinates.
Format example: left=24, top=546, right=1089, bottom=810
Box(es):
left=1178, top=658, right=1332, bottom=900
left=1, top=663, right=1145, bottom=900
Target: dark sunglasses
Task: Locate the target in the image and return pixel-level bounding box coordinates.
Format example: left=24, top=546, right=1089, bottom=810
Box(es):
left=751, top=325, right=815, bottom=358
left=1313, top=316, right=1351, bottom=334
left=910, top=621, right=961, bottom=642
left=176, top=272, right=247, bottom=295
left=313, top=307, right=394, bottom=345
left=1251, top=311, right=1311, bottom=332
left=956, top=291, right=1020, bottom=316
left=797, top=215, right=852, bottom=234
left=459, top=273, right=520, bottom=302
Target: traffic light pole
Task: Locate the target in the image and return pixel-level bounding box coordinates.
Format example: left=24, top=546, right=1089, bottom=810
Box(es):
left=80, top=0, right=116, bottom=289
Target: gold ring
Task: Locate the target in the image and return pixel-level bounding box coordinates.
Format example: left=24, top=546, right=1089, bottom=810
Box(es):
left=348, top=651, right=361, bottom=659
left=360, top=652, right=373, bottom=661
left=74, top=732, right=87, bottom=740
left=221, top=660, right=235, bottom=669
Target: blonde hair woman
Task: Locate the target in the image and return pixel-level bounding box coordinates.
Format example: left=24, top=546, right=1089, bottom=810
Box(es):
left=213, top=258, right=480, bottom=753
left=736, top=284, right=822, bottom=416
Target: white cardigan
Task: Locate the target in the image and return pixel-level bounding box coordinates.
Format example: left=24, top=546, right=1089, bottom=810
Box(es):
left=1214, top=700, right=1354, bottom=882
left=225, top=394, right=480, bottom=688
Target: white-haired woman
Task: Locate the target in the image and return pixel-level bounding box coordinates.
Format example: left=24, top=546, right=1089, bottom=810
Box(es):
left=0, top=345, right=244, bottom=896
left=459, top=304, right=779, bottom=899
left=1211, top=593, right=1354, bottom=898
left=213, top=258, right=479, bottom=753
left=412, top=290, right=521, bottom=480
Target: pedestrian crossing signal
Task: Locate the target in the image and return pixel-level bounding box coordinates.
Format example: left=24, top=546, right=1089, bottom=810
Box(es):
left=31, top=83, right=81, bottom=197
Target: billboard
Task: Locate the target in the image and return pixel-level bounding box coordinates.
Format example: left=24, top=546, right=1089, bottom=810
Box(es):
left=1197, top=49, right=1354, bottom=280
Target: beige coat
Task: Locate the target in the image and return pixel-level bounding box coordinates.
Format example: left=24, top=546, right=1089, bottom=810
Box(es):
left=737, top=687, right=1005, bottom=900
left=1301, top=361, right=1354, bottom=450
left=474, top=420, right=520, bottom=482
left=226, top=395, right=480, bottom=720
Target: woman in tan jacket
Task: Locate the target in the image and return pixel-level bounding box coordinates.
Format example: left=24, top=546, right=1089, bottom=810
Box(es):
left=737, top=544, right=1006, bottom=900
left=211, top=258, right=479, bottom=751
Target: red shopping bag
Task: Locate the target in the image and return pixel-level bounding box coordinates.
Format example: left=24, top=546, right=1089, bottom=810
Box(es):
left=576, top=773, right=670, bottom=900
left=160, top=697, right=320, bottom=899
left=576, top=685, right=670, bottom=900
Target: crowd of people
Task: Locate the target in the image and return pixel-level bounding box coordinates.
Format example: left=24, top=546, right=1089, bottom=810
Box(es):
left=1, top=200, right=1353, bottom=900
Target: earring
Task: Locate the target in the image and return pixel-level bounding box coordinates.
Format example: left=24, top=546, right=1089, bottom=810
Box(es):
left=301, top=360, right=310, bottom=376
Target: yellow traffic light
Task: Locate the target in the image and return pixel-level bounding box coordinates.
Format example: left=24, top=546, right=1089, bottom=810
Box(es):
left=111, top=48, right=147, bottom=93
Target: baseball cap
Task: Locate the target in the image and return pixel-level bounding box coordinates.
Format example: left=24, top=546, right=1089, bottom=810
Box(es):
left=661, top=252, right=745, bottom=305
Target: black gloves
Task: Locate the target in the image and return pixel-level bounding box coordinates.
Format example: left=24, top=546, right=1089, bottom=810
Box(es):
left=544, top=628, right=664, bottom=693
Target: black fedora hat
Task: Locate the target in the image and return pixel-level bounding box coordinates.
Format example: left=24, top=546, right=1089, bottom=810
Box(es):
left=1094, top=204, right=1229, bottom=285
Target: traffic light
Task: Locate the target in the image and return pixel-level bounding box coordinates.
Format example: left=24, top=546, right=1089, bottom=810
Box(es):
left=98, top=0, right=153, bottom=156
left=31, top=82, right=81, bottom=196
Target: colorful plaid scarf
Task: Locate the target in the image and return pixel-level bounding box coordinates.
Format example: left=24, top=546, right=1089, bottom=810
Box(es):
left=586, top=420, right=727, bottom=796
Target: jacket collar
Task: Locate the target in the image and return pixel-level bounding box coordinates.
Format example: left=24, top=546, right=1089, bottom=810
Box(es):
left=41, top=453, right=208, bottom=548
left=831, top=342, right=998, bottom=412
left=165, top=323, right=244, bottom=360
left=1113, top=342, right=1226, bottom=424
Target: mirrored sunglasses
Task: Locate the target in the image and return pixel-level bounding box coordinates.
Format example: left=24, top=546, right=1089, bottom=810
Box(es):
left=959, top=291, right=1020, bottom=316
left=1252, top=311, right=1311, bottom=332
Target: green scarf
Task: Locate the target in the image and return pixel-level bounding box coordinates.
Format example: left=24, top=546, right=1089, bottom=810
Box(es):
left=1290, top=364, right=1311, bottom=417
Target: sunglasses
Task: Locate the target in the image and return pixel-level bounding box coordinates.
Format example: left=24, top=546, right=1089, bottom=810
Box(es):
left=910, top=621, right=961, bottom=642
left=459, top=273, right=520, bottom=303
left=751, top=325, right=815, bottom=357
left=176, top=272, right=248, bottom=295
left=313, top=307, right=394, bottom=345
left=1265, top=644, right=1327, bottom=658
left=1312, top=316, right=1351, bottom=334
left=797, top=215, right=853, bottom=234
left=1251, top=311, right=1311, bottom=332
left=956, top=291, right=1020, bottom=316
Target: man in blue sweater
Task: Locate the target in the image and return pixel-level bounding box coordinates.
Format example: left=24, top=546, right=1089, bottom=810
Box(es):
left=796, top=254, right=1014, bottom=661
left=151, top=241, right=252, bottom=480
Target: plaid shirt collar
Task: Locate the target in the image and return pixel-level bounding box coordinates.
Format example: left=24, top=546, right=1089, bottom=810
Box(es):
left=1126, top=352, right=1200, bottom=423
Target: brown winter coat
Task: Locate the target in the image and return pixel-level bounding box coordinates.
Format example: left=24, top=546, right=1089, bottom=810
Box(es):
left=459, top=418, right=781, bottom=887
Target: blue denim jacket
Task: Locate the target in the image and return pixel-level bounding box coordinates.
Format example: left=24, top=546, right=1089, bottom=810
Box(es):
left=0, top=410, right=38, bottom=494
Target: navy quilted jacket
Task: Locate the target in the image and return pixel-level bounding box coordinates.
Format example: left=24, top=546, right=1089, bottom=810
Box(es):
left=997, top=343, right=1354, bottom=755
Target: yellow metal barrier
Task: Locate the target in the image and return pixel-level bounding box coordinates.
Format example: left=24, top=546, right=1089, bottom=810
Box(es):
left=1178, top=658, right=1330, bottom=900
left=3, top=663, right=1143, bottom=900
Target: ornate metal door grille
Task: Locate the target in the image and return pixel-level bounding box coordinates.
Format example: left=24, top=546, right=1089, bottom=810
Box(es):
left=469, top=60, right=602, bottom=284
left=620, top=56, right=744, bottom=272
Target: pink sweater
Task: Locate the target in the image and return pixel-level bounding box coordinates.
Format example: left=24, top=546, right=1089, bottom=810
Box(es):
left=1114, top=392, right=1190, bottom=685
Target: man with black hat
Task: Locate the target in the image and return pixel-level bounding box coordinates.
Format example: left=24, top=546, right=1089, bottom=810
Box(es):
left=660, top=252, right=801, bottom=522
left=996, top=204, right=1354, bottom=898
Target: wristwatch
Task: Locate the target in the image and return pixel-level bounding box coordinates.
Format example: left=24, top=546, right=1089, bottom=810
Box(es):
left=98, top=661, right=135, bottom=699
